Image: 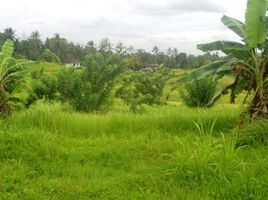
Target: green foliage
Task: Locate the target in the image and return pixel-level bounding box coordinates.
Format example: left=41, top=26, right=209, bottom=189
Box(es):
left=221, top=15, right=246, bottom=39
left=197, top=41, right=248, bottom=52
left=181, top=77, right=219, bottom=108
left=57, top=68, right=93, bottom=112
left=0, top=27, right=220, bottom=69
left=246, top=0, right=268, bottom=47
left=125, top=55, right=143, bottom=70
left=9, top=102, right=240, bottom=136
left=41, top=49, right=61, bottom=63
left=236, top=119, right=268, bottom=147
left=15, top=31, right=44, bottom=60
left=116, top=68, right=171, bottom=112
left=184, top=0, right=268, bottom=119
left=58, top=53, right=125, bottom=112
left=0, top=28, right=15, bottom=47
left=33, top=75, right=57, bottom=100
left=0, top=39, right=36, bottom=116
left=0, top=103, right=267, bottom=199
left=26, top=70, right=58, bottom=106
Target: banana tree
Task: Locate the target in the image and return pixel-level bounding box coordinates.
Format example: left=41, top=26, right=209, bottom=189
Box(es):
left=182, top=0, right=268, bottom=120
left=0, top=39, right=37, bottom=116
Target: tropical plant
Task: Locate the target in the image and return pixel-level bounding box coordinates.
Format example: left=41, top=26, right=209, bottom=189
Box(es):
left=181, top=0, right=268, bottom=120
left=0, top=39, right=36, bottom=116
left=57, top=68, right=91, bottom=112
left=181, top=76, right=219, bottom=108
left=57, top=53, right=125, bottom=112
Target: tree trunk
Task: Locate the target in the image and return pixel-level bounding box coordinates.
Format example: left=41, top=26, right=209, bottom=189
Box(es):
left=250, top=97, right=268, bottom=119
left=249, top=61, right=268, bottom=120
left=250, top=85, right=268, bottom=120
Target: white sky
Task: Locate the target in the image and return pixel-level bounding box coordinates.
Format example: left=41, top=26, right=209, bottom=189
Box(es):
left=0, top=0, right=247, bottom=54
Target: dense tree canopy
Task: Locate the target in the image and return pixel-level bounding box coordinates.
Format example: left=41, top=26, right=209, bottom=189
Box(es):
left=0, top=28, right=220, bottom=68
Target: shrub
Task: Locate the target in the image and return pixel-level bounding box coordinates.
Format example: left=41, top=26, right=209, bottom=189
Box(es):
left=25, top=70, right=58, bottom=106
left=116, top=67, right=171, bottom=112
left=181, top=76, right=218, bottom=108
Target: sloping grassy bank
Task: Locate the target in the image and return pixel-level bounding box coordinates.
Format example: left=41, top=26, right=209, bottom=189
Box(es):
left=0, top=103, right=267, bottom=199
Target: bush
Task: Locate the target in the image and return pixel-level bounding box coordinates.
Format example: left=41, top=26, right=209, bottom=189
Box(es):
left=116, top=67, right=171, bottom=112
left=181, top=77, right=218, bottom=108
left=25, top=70, right=58, bottom=106
left=32, top=74, right=57, bottom=100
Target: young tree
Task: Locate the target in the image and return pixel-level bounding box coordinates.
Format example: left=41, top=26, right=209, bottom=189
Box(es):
left=58, top=53, right=125, bottom=112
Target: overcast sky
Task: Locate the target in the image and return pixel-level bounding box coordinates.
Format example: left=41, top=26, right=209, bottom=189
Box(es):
left=1, top=0, right=247, bottom=54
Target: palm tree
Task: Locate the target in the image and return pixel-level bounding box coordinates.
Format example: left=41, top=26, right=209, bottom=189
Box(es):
left=3, top=28, right=16, bottom=41
left=182, top=0, right=268, bottom=120
left=152, top=46, right=160, bottom=55
left=127, top=45, right=135, bottom=55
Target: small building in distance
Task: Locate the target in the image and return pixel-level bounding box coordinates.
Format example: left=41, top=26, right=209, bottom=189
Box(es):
left=65, top=63, right=81, bottom=69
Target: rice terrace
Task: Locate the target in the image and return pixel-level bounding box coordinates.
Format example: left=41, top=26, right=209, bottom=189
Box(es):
left=0, top=0, right=268, bottom=199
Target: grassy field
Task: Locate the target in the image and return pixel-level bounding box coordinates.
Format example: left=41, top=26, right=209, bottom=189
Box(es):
left=28, top=62, right=63, bottom=74
left=1, top=101, right=268, bottom=199
left=1, top=63, right=267, bottom=199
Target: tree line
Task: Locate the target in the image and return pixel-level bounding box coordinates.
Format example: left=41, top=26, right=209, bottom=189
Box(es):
left=0, top=28, right=220, bottom=68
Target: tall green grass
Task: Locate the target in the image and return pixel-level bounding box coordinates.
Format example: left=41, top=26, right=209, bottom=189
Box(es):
left=4, top=102, right=241, bottom=138
left=0, top=102, right=267, bottom=199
